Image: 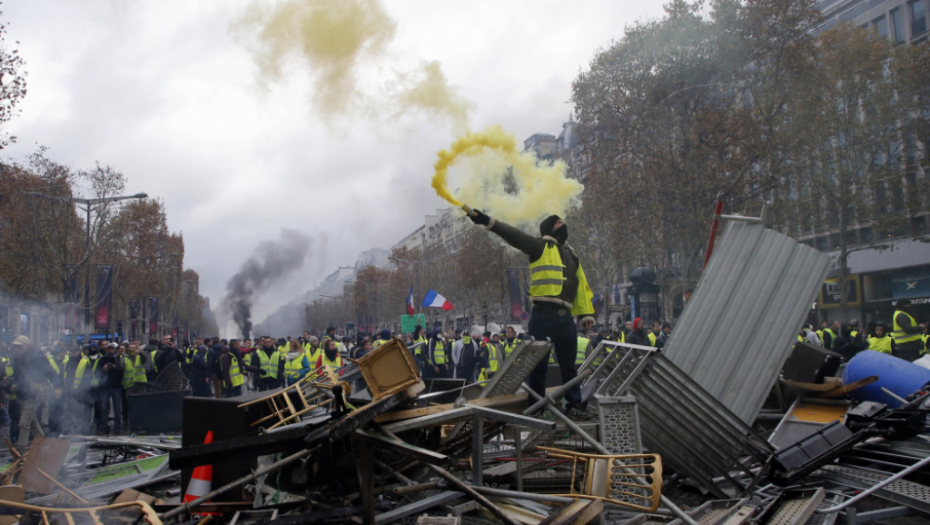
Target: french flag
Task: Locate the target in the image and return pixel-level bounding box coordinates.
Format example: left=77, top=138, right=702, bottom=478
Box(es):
left=422, top=289, right=453, bottom=311
left=406, top=286, right=415, bottom=315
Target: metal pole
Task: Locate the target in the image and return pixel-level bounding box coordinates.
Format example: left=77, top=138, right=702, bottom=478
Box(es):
left=84, top=204, right=91, bottom=344
left=471, top=485, right=574, bottom=504
left=523, top=368, right=593, bottom=415
left=815, top=454, right=930, bottom=513
left=519, top=384, right=700, bottom=525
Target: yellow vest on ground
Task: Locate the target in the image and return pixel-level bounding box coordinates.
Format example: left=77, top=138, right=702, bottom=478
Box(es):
left=869, top=335, right=893, bottom=354
left=529, top=242, right=594, bottom=316
left=893, top=310, right=921, bottom=344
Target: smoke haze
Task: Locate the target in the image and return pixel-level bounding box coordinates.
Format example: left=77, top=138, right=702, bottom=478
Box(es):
left=222, top=229, right=312, bottom=339
left=233, top=0, right=471, bottom=128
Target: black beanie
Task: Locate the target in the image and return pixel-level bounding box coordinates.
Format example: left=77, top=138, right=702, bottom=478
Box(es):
left=539, top=215, right=562, bottom=236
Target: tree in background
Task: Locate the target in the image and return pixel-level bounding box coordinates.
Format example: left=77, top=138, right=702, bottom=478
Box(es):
left=0, top=3, right=26, bottom=149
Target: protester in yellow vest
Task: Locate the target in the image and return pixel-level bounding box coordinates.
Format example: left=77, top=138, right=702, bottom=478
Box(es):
left=868, top=322, right=896, bottom=355
left=221, top=342, right=246, bottom=396
left=467, top=211, right=593, bottom=417
left=893, top=299, right=924, bottom=361
left=427, top=330, right=449, bottom=378
left=315, top=339, right=344, bottom=376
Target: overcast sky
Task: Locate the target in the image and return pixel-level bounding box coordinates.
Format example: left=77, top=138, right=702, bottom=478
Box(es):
left=3, top=0, right=666, bottom=325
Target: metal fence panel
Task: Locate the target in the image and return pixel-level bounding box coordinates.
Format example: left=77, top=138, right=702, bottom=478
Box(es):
left=663, top=221, right=831, bottom=424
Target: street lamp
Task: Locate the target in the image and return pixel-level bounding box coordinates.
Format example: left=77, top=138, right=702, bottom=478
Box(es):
left=29, top=191, right=148, bottom=342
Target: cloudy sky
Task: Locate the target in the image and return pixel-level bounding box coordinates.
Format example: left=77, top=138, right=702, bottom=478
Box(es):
left=3, top=0, right=666, bottom=325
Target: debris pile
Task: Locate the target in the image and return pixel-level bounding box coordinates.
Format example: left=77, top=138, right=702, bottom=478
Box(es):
left=0, top=220, right=928, bottom=525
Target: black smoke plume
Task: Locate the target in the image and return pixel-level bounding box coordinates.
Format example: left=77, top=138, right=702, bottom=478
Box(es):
left=223, top=229, right=311, bottom=340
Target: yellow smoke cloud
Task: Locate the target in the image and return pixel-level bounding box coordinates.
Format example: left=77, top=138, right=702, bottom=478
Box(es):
left=234, top=0, right=471, bottom=128
left=395, top=60, right=472, bottom=132
left=233, top=0, right=395, bottom=117
left=433, top=126, right=584, bottom=227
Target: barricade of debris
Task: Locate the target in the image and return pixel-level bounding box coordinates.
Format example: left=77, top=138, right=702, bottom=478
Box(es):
left=0, top=218, right=928, bottom=525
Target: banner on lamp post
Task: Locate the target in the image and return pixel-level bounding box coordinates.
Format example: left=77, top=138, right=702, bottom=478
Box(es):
left=94, top=265, right=114, bottom=330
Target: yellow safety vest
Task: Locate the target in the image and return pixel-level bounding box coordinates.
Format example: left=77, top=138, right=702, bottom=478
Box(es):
left=648, top=332, right=658, bottom=346
left=869, top=335, right=893, bottom=354
left=74, top=357, right=100, bottom=388
left=576, top=337, right=590, bottom=365
left=798, top=334, right=804, bottom=343
left=822, top=328, right=836, bottom=345
left=528, top=242, right=594, bottom=316
left=284, top=357, right=304, bottom=381
left=432, top=341, right=446, bottom=365
left=3, top=359, right=14, bottom=401
left=486, top=343, right=502, bottom=373
left=122, top=355, right=146, bottom=388
left=893, top=311, right=922, bottom=344
left=304, top=346, right=320, bottom=365
left=150, top=350, right=159, bottom=373
left=502, top=339, right=522, bottom=359
left=256, top=350, right=281, bottom=379
left=320, top=352, right=343, bottom=369
left=226, top=355, right=244, bottom=387
left=47, top=355, right=61, bottom=375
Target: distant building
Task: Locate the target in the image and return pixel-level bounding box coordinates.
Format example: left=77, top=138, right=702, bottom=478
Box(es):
left=812, top=0, right=929, bottom=44
left=393, top=208, right=469, bottom=253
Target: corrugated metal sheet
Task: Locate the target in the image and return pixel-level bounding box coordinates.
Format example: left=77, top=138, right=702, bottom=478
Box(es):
left=663, top=221, right=831, bottom=424
left=581, top=341, right=774, bottom=497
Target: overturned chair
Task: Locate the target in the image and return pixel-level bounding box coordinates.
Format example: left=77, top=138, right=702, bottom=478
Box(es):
left=536, top=446, right=663, bottom=512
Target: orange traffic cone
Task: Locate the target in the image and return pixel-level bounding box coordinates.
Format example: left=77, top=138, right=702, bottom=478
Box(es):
left=183, top=431, right=214, bottom=507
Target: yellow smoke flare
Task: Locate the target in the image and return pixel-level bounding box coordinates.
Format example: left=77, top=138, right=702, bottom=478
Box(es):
left=431, top=126, right=584, bottom=227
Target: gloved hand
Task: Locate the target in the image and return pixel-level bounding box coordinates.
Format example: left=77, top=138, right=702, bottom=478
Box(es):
left=468, top=209, right=491, bottom=226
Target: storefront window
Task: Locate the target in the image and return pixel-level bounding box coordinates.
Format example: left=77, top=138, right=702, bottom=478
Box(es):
left=863, top=272, right=893, bottom=301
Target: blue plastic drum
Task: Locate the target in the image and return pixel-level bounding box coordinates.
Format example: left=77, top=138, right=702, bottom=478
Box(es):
left=843, top=350, right=930, bottom=407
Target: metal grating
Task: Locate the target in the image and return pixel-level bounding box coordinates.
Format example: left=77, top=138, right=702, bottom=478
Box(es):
left=662, top=221, right=831, bottom=424
left=596, top=395, right=642, bottom=456
left=585, top=344, right=774, bottom=498
left=817, top=464, right=930, bottom=514
left=765, top=488, right=824, bottom=525
left=480, top=341, right=552, bottom=398
left=578, top=341, right=656, bottom=400
left=597, top=395, right=646, bottom=508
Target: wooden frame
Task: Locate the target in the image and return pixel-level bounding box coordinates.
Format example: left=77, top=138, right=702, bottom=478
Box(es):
left=0, top=499, right=162, bottom=525
left=536, top=446, right=663, bottom=512
left=352, top=338, right=420, bottom=401
left=239, top=366, right=351, bottom=430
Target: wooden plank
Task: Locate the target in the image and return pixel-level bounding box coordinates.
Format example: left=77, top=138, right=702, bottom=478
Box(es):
left=374, top=391, right=532, bottom=423
left=539, top=499, right=588, bottom=525
left=816, top=376, right=878, bottom=399
left=20, top=438, right=71, bottom=494
left=113, top=489, right=156, bottom=505
left=569, top=499, right=604, bottom=525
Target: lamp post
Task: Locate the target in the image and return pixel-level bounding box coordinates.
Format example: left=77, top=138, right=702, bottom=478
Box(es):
left=29, top=191, right=148, bottom=342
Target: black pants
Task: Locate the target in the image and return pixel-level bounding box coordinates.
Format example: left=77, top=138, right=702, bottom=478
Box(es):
left=528, top=305, right=582, bottom=409
left=8, top=400, right=19, bottom=443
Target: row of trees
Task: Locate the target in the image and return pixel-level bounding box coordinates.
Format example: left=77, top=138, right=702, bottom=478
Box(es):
left=0, top=148, right=216, bottom=339
left=568, top=0, right=930, bottom=316
left=303, top=222, right=528, bottom=334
